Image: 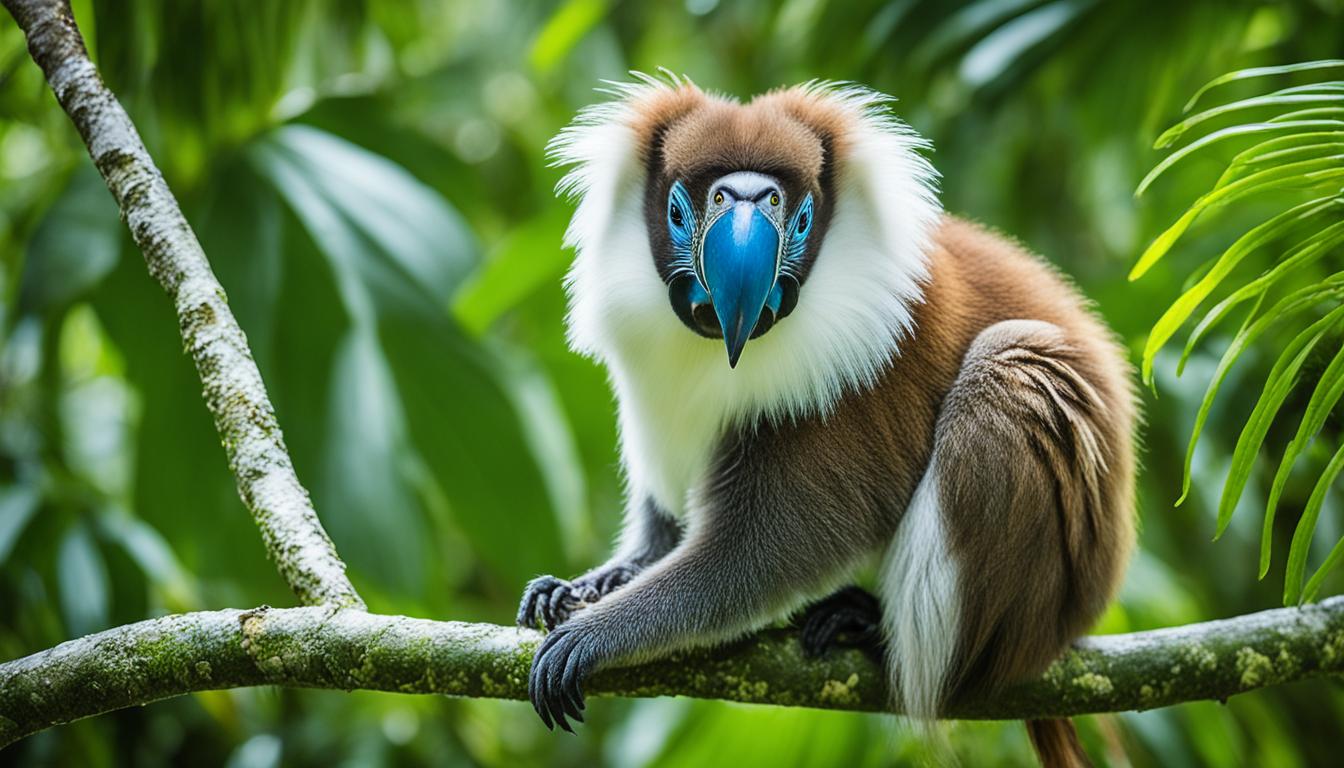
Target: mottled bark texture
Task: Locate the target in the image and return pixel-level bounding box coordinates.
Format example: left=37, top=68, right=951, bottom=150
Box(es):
left=3, top=599, right=1342, bottom=748
left=0, top=0, right=362, bottom=609
left=5, top=0, right=1344, bottom=754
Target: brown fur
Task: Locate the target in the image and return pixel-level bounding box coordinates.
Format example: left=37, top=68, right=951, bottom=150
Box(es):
left=911, top=219, right=1135, bottom=697
left=759, top=215, right=1136, bottom=691
left=1028, top=719, right=1095, bottom=768
left=764, top=217, right=1134, bottom=768
left=630, top=84, right=834, bottom=181
left=633, top=83, right=845, bottom=287
left=535, top=81, right=1136, bottom=758
left=633, top=81, right=1136, bottom=701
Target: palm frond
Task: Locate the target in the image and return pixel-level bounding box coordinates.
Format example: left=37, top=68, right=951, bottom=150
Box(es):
left=1136, top=60, right=1344, bottom=603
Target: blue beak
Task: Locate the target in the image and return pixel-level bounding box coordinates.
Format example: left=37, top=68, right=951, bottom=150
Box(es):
left=700, top=202, right=781, bottom=367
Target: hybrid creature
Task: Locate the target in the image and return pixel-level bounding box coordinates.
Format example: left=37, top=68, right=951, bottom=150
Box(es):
left=518, top=75, right=1136, bottom=765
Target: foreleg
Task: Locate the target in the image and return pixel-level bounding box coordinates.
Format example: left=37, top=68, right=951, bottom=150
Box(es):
left=517, top=498, right=682, bottom=630
left=527, top=432, right=887, bottom=730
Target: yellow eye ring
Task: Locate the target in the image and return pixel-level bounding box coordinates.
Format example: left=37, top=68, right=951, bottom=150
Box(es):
left=770, top=193, right=780, bottom=206
left=714, top=191, right=724, bottom=205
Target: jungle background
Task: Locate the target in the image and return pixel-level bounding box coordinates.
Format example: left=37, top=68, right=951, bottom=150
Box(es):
left=2, top=0, right=1343, bottom=765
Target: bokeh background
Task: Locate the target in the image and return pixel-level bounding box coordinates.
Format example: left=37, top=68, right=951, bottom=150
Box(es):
left=2, top=0, right=1343, bottom=765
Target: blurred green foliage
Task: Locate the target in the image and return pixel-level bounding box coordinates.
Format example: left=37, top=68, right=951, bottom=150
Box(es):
left=1, top=1, right=1343, bottom=766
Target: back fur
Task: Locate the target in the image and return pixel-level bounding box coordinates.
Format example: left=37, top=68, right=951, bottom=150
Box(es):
left=877, top=220, right=1136, bottom=725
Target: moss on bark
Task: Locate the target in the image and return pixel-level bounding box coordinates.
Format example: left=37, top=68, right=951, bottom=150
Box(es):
left=4, top=599, right=1343, bottom=748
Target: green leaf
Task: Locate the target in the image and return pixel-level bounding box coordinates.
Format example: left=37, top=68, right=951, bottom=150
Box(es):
left=1140, top=196, right=1340, bottom=383
left=197, top=161, right=284, bottom=374
left=452, top=206, right=572, bottom=336
left=99, top=511, right=201, bottom=611
left=57, top=522, right=111, bottom=637
left=1226, top=130, right=1344, bottom=166
left=1157, top=92, right=1344, bottom=148
left=250, top=125, right=478, bottom=316
left=957, top=0, right=1092, bottom=90
left=1130, top=207, right=1200, bottom=281
left=1268, top=107, right=1344, bottom=123
left=1261, top=343, right=1344, bottom=578
left=530, top=0, right=610, bottom=74
left=92, top=234, right=281, bottom=603
left=250, top=126, right=565, bottom=593
left=1176, top=277, right=1344, bottom=505
left=18, top=165, right=122, bottom=315
left=1302, top=532, right=1344, bottom=603
left=249, top=135, right=377, bottom=321
left=1207, top=154, right=1344, bottom=197
left=1285, top=440, right=1344, bottom=604
left=1183, top=60, right=1344, bottom=112
left=1272, top=83, right=1344, bottom=97
left=912, top=0, right=1044, bottom=71
left=1131, top=158, right=1344, bottom=280
left=490, top=340, right=589, bottom=557
left=1136, top=121, right=1343, bottom=197
left=0, top=483, right=40, bottom=565
left=378, top=311, right=566, bottom=588
left=320, top=326, right=427, bottom=594
left=1215, top=306, right=1344, bottom=538
left=1181, top=214, right=1344, bottom=361
left=1217, top=135, right=1344, bottom=186
left=1178, top=216, right=1344, bottom=372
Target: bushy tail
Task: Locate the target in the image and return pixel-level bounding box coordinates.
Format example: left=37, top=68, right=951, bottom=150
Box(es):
left=1025, top=719, right=1092, bottom=768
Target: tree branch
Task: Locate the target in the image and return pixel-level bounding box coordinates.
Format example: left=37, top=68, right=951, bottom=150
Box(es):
left=2, top=598, right=1341, bottom=748
left=5, top=0, right=1344, bottom=754
left=1, top=0, right=363, bottom=609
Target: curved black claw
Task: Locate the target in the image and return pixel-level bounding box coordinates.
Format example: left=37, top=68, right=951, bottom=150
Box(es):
left=528, top=622, right=597, bottom=732
left=517, top=564, right=646, bottom=632
left=517, top=576, right=599, bottom=631
left=797, top=586, right=884, bottom=662
left=589, top=563, right=640, bottom=595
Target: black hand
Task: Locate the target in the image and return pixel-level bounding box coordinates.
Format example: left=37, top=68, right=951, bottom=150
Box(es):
left=517, top=562, right=647, bottom=632
left=590, top=562, right=640, bottom=595
left=528, top=621, right=599, bottom=732
left=517, top=575, right=598, bottom=631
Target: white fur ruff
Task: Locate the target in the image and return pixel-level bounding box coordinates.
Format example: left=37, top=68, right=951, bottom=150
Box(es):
left=880, top=460, right=961, bottom=719
left=551, top=76, right=942, bottom=523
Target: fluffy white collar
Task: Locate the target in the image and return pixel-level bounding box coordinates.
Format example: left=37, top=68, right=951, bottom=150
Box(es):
left=551, top=79, right=942, bottom=517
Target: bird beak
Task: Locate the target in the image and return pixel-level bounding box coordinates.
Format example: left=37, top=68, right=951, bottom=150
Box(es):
left=698, top=201, right=781, bottom=367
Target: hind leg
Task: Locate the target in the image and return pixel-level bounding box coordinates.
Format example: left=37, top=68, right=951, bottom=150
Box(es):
left=797, top=586, right=883, bottom=662
left=881, top=320, right=1134, bottom=717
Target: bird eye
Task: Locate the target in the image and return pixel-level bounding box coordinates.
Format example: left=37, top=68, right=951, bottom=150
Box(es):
left=714, top=191, right=724, bottom=205
left=770, top=193, right=780, bottom=207
left=670, top=204, right=684, bottom=227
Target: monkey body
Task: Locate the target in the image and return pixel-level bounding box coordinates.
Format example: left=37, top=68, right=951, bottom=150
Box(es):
left=520, top=78, right=1135, bottom=747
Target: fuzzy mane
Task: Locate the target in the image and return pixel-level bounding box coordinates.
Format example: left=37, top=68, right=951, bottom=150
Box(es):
left=549, top=73, right=943, bottom=517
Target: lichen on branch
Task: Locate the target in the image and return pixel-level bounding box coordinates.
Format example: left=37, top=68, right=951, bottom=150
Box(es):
left=2, top=599, right=1342, bottom=749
